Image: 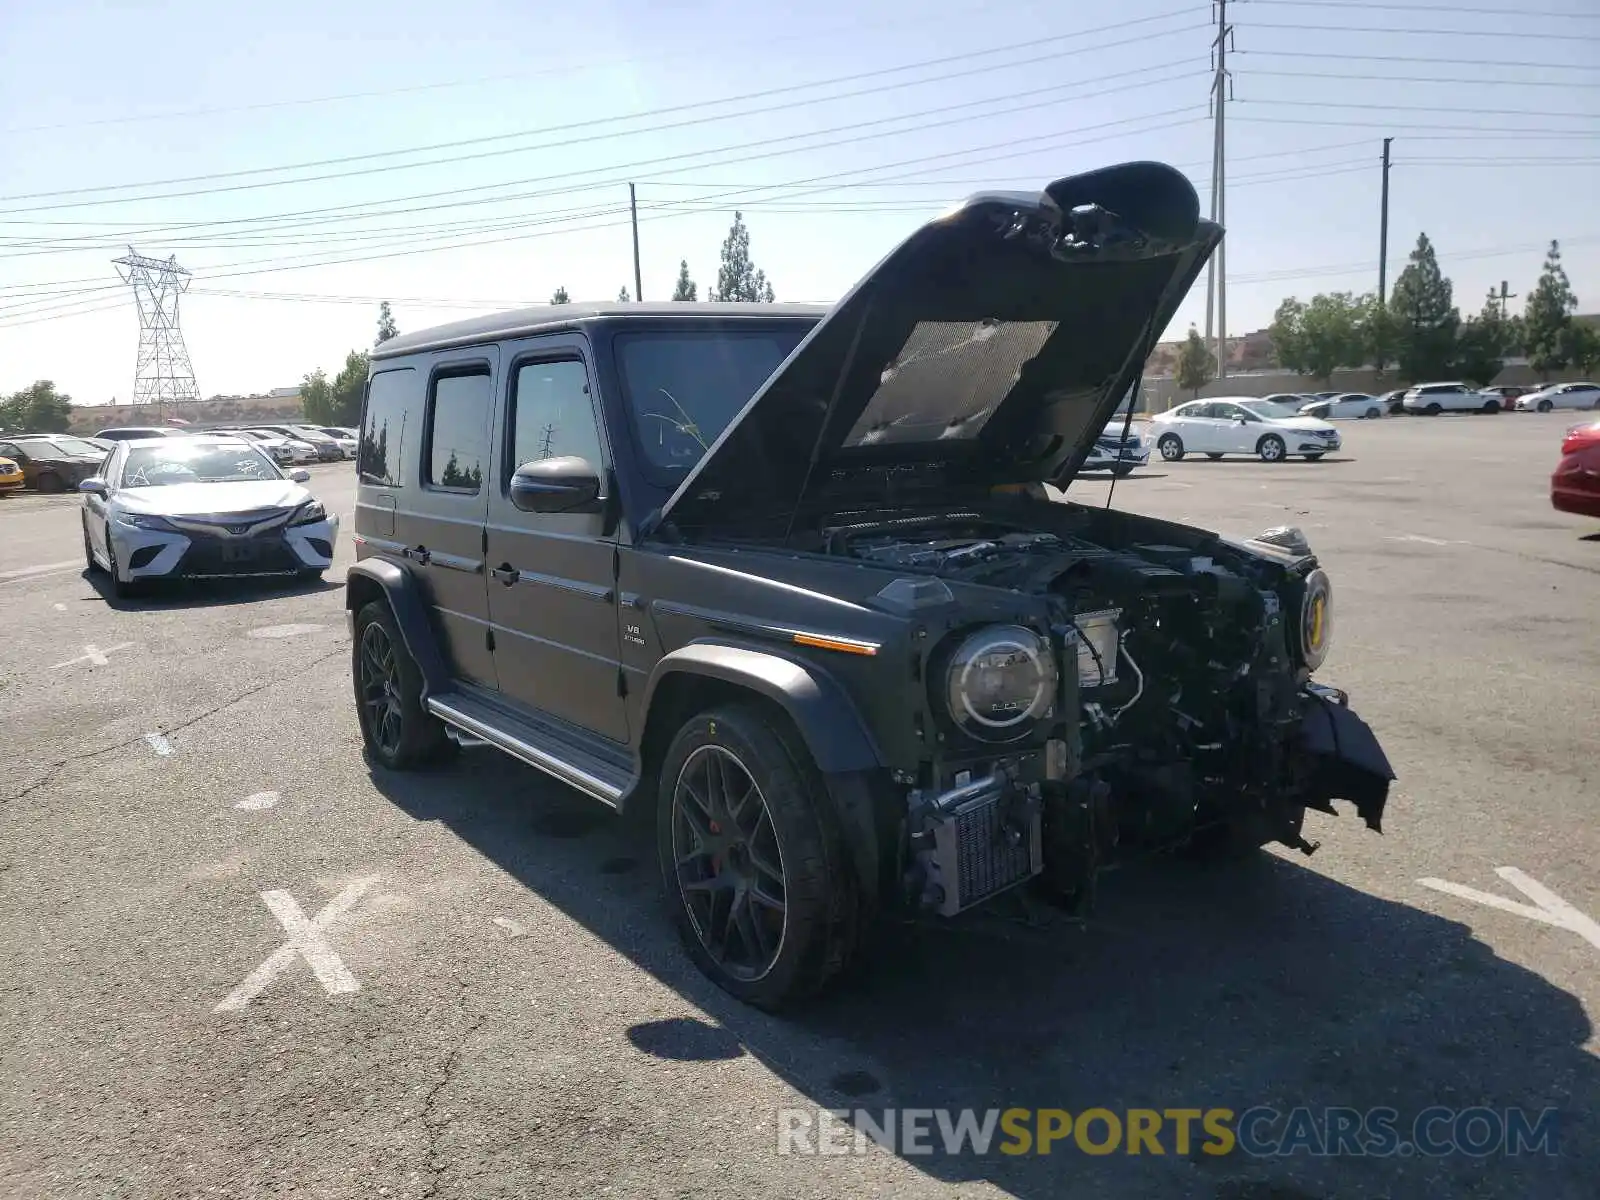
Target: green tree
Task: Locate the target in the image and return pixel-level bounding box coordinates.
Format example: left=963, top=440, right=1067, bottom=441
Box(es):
left=330, top=350, right=370, bottom=425
left=1388, top=233, right=1460, bottom=382
left=300, top=368, right=333, bottom=424
left=1563, top=321, right=1600, bottom=376
left=1174, top=327, right=1215, bottom=397
left=376, top=301, right=398, bottom=345
left=671, top=260, right=698, bottom=301
left=1454, top=290, right=1512, bottom=387
left=1269, top=294, right=1367, bottom=381
left=1356, top=294, right=1400, bottom=373
left=617, top=286, right=631, bottom=303
left=550, top=287, right=571, bottom=305
left=0, top=380, right=72, bottom=432
left=709, top=211, right=775, bottom=302
left=1268, top=298, right=1307, bottom=374
left=1523, top=240, right=1578, bottom=379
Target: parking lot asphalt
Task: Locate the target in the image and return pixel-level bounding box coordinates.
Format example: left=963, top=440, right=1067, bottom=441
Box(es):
left=1, top=413, right=1596, bottom=1200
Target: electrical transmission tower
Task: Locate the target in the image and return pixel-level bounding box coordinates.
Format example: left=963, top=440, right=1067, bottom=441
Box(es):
left=113, top=248, right=201, bottom=414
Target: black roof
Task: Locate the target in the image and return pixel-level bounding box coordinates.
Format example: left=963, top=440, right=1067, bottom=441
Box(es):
left=372, top=301, right=830, bottom=360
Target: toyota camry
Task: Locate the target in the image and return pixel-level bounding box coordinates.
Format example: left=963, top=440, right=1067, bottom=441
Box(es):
left=78, top=434, right=339, bottom=597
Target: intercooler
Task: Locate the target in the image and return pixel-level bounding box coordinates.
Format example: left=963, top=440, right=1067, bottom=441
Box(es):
left=919, top=774, right=1043, bottom=917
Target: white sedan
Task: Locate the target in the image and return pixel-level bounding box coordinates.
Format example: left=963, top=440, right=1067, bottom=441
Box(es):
left=1299, top=392, right=1385, bottom=420
left=1515, top=381, right=1600, bottom=412
left=1149, top=397, right=1342, bottom=462
left=78, top=435, right=339, bottom=599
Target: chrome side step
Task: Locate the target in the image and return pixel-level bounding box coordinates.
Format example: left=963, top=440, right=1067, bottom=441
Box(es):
left=427, top=694, right=627, bottom=809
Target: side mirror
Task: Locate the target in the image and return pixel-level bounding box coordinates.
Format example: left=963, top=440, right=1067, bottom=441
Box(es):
left=510, top=456, right=602, bottom=514
left=78, top=477, right=108, bottom=497
left=1236, top=417, right=1248, bottom=425
left=288, top=468, right=311, bottom=483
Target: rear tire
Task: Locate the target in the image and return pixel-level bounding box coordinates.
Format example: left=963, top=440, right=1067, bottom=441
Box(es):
left=1425, top=403, right=1442, bottom=416
left=352, top=600, right=455, bottom=770
left=1157, top=433, right=1185, bottom=462
left=1482, top=400, right=1500, bottom=414
left=1257, top=434, right=1286, bottom=463
left=657, top=703, right=858, bottom=1011
left=1364, top=408, right=1380, bottom=420
left=1110, top=463, right=1135, bottom=477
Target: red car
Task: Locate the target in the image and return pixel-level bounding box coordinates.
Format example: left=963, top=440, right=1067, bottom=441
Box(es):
left=1551, top=420, right=1600, bottom=518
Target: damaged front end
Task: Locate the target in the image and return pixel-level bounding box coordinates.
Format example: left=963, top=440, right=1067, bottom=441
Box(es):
left=874, top=514, right=1397, bottom=919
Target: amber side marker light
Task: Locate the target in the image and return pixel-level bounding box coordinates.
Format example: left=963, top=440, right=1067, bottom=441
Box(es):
left=792, top=632, right=879, bottom=656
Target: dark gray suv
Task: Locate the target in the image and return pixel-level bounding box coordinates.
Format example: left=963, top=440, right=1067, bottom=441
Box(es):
left=346, top=161, right=1394, bottom=1010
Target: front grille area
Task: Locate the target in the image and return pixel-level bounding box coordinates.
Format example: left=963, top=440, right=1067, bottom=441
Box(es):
left=176, top=533, right=300, bottom=576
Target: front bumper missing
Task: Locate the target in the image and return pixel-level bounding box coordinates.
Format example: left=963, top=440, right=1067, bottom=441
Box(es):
left=1298, top=684, right=1396, bottom=832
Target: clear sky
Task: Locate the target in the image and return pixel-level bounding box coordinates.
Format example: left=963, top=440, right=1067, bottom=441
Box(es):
left=1, top=0, right=1596, bottom=405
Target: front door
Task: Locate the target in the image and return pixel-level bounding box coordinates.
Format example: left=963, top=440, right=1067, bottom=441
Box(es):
left=1210, top=402, right=1257, bottom=453
left=484, top=337, right=629, bottom=744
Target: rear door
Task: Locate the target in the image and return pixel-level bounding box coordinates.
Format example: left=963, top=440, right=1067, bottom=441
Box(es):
left=484, top=335, right=628, bottom=743
left=1164, top=402, right=1212, bottom=451
left=400, top=350, right=500, bottom=689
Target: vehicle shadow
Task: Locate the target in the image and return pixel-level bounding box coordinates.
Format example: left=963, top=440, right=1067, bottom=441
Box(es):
left=372, top=757, right=1596, bottom=1199
left=83, top=568, right=341, bottom=611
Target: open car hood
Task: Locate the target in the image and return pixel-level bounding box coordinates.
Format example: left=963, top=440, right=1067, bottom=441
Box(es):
left=656, top=161, right=1221, bottom=535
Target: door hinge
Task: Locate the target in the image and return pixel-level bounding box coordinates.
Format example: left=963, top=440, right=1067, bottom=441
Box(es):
left=481, top=526, right=488, bottom=553
left=486, top=628, right=496, bottom=652
left=616, top=669, right=627, bottom=698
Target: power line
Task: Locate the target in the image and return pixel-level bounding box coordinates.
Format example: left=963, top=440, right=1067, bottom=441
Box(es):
left=1243, top=20, right=1600, bottom=40
left=1247, top=68, right=1600, bottom=89
left=1234, top=115, right=1600, bottom=136
left=1246, top=1, right=1600, bottom=19
left=1237, top=49, right=1600, bottom=70
left=1238, top=98, right=1600, bottom=119
left=0, top=13, right=1207, bottom=209
left=0, top=0, right=1144, bottom=136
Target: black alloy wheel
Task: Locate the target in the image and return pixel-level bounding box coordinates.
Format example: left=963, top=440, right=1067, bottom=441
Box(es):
left=358, top=620, right=406, bottom=762
left=351, top=600, right=454, bottom=770
left=670, top=744, right=788, bottom=984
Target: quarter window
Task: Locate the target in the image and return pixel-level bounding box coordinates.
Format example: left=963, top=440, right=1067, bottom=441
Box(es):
left=360, top=368, right=415, bottom=487
left=509, top=360, right=605, bottom=486
left=426, top=369, right=492, bottom=493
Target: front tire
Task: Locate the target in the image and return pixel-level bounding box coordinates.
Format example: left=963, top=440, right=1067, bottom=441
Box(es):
left=1257, top=434, right=1287, bottom=462
left=1425, top=403, right=1442, bottom=416
left=1304, top=452, right=1325, bottom=461
left=1157, top=433, right=1185, bottom=462
left=104, top=535, right=135, bottom=600
left=1482, top=400, right=1500, bottom=414
left=1205, top=452, right=1224, bottom=460
left=1364, top=408, right=1381, bottom=420
left=82, top=521, right=102, bottom=573
left=352, top=600, right=454, bottom=770
left=657, top=704, right=858, bottom=1011
left=1537, top=399, right=1554, bottom=413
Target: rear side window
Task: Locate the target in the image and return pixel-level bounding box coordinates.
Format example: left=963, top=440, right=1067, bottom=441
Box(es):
left=360, top=368, right=415, bottom=487
left=508, top=360, right=605, bottom=486
left=425, top=369, right=491, bottom=493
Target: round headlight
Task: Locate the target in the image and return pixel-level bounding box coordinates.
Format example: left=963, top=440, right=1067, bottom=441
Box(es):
left=1299, top=568, right=1333, bottom=671
left=943, top=624, right=1058, bottom=741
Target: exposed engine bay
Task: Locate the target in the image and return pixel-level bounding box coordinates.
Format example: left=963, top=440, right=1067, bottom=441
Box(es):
left=807, top=506, right=1393, bottom=918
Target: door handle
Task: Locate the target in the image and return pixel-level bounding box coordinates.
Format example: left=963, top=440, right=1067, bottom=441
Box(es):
left=405, top=545, right=432, bottom=565
left=490, top=564, right=519, bottom=585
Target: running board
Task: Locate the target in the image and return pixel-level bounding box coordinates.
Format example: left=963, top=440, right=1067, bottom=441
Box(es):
left=427, top=693, right=630, bottom=809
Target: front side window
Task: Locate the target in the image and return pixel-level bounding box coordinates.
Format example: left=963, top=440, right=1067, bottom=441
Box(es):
left=614, top=327, right=810, bottom=473
left=360, top=368, right=414, bottom=487
left=426, top=370, right=491, bottom=493
left=509, top=360, right=604, bottom=484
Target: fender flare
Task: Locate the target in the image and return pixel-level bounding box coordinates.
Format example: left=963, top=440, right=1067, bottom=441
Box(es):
left=345, top=558, right=451, bottom=699
left=642, top=642, right=883, bottom=775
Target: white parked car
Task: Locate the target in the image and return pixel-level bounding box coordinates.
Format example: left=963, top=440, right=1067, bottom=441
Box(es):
left=1149, top=397, right=1341, bottom=462
left=1299, top=392, right=1385, bottom=420
left=1401, top=382, right=1500, bottom=415
left=1081, top=417, right=1149, bottom=475
left=1514, top=381, right=1600, bottom=412
left=77, top=435, right=339, bottom=598
left=314, top=426, right=360, bottom=457
left=238, top=428, right=318, bottom=465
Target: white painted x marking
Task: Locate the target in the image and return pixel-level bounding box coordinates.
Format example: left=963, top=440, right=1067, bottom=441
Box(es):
left=1420, top=867, right=1600, bottom=954
left=214, top=877, right=379, bottom=1012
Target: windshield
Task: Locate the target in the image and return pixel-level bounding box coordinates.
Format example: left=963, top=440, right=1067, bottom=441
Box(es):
left=120, top=443, right=280, bottom=487
left=1239, top=400, right=1303, bottom=420
left=614, top=325, right=812, bottom=472
left=17, top=436, right=103, bottom=458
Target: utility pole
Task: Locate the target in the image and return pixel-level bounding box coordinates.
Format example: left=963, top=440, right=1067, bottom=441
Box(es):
left=1377, top=137, right=1393, bottom=305
left=1205, top=0, right=1232, bottom=379
left=1497, top=280, right=1517, bottom=319
left=629, top=184, right=643, bottom=303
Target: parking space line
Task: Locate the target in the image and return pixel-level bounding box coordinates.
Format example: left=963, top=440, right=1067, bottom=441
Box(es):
left=1420, top=867, right=1600, bottom=953
left=0, top=559, right=80, bottom=582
